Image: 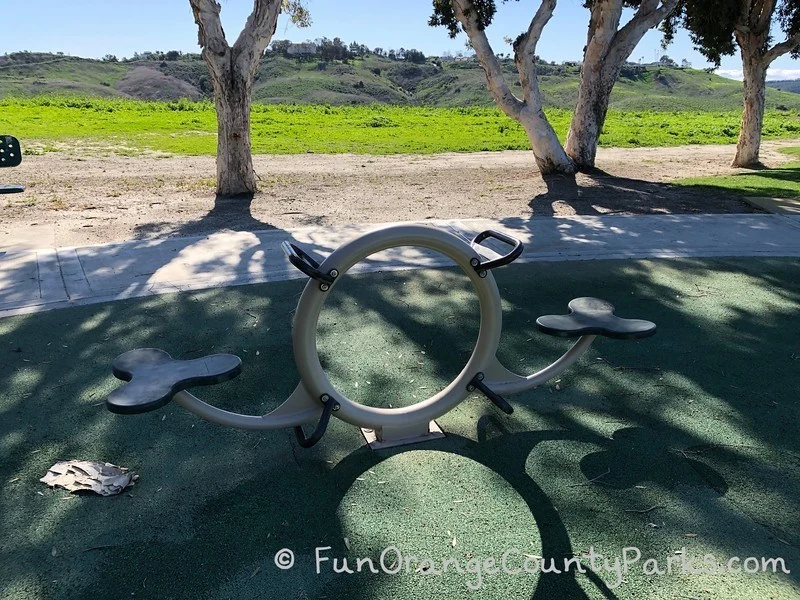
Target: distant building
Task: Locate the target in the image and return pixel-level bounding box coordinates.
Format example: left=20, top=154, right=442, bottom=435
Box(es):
left=287, top=43, right=317, bottom=56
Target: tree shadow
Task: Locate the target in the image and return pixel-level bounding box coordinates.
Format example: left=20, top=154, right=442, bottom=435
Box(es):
left=133, top=193, right=279, bottom=240
left=1, top=257, right=799, bottom=598
left=528, top=169, right=758, bottom=216
left=0, top=188, right=303, bottom=320
left=529, top=173, right=598, bottom=217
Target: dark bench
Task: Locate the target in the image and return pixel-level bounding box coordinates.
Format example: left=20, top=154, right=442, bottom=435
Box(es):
left=0, top=135, right=25, bottom=194
left=537, top=297, right=656, bottom=340
left=107, top=348, right=242, bottom=414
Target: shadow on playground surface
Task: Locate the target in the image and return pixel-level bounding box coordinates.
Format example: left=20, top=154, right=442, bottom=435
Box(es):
left=0, top=252, right=798, bottom=599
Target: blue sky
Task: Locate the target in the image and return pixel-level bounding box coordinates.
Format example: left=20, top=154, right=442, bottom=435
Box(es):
left=4, top=0, right=800, bottom=80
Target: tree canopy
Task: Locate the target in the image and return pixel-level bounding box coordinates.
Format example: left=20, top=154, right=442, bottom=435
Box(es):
left=432, top=1, right=670, bottom=36
left=430, top=0, right=506, bottom=37
left=663, top=0, right=800, bottom=65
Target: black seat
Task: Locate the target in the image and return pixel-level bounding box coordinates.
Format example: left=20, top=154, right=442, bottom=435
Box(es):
left=0, top=135, right=24, bottom=194
left=536, top=297, right=656, bottom=340
left=107, top=348, right=242, bottom=415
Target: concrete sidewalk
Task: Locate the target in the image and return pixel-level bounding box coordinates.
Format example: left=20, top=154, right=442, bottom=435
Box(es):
left=2, top=213, right=799, bottom=317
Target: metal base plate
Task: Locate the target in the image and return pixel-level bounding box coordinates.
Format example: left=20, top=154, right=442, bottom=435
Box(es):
left=361, top=421, right=445, bottom=450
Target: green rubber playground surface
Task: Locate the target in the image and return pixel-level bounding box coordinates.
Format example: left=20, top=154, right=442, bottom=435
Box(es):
left=1, top=257, right=798, bottom=599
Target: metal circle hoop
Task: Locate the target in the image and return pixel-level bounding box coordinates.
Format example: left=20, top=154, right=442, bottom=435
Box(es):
left=291, top=225, right=504, bottom=430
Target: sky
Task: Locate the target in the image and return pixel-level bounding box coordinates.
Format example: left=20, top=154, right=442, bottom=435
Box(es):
left=3, top=0, right=800, bottom=81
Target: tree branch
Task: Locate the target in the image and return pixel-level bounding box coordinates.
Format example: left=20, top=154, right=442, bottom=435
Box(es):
left=451, top=0, right=523, bottom=116
left=610, top=0, right=678, bottom=62
left=230, top=0, right=283, bottom=78
left=233, top=0, right=282, bottom=58
left=754, top=0, right=777, bottom=34
left=764, top=32, right=800, bottom=64
left=583, top=0, right=624, bottom=66
left=189, top=0, right=229, bottom=62
left=513, top=0, right=558, bottom=106
left=517, top=0, right=557, bottom=55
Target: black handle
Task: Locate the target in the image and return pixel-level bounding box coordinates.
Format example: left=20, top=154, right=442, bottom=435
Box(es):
left=470, top=230, right=524, bottom=272
left=468, top=374, right=514, bottom=415
left=294, top=395, right=339, bottom=448
left=281, top=241, right=335, bottom=284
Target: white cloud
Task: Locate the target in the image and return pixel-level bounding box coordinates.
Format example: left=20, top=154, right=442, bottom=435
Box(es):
left=715, top=69, right=743, bottom=80
left=765, top=68, right=800, bottom=81
left=715, top=68, right=800, bottom=81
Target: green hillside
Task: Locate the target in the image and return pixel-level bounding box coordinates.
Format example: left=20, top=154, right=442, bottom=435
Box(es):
left=0, top=53, right=129, bottom=98
left=3, top=51, right=800, bottom=111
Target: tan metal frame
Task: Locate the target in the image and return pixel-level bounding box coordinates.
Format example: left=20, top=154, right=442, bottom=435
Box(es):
left=171, top=224, right=597, bottom=443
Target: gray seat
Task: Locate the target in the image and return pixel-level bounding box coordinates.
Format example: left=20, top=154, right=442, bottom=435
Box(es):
left=0, top=135, right=24, bottom=194
left=107, top=348, right=242, bottom=414
left=536, top=297, right=656, bottom=340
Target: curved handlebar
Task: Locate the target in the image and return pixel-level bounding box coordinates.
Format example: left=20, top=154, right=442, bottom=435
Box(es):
left=470, top=230, right=524, bottom=272
left=281, top=241, right=335, bottom=284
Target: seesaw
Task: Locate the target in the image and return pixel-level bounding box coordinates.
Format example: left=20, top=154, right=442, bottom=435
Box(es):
left=106, top=224, right=656, bottom=449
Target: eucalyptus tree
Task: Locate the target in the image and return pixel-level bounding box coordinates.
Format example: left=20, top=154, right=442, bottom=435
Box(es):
left=664, top=0, right=800, bottom=167
left=431, top=0, right=575, bottom=174
left=565, top=0, right=679, bottom=170
left=189, top=0, right=309, bottom=196
left=430, top=0, right=678, bottom=175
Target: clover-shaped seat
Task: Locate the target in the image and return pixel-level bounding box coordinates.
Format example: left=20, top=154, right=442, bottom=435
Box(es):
left=107, top=348, right=242, bottom=415
left=536, top=297, right=656, bottom=340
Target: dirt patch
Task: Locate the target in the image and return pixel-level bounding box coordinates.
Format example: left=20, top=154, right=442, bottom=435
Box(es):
left=1, top=140, right=796, bottom=249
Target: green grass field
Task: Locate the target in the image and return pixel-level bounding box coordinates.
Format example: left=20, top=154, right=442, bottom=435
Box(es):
left=3, top=96, right=800, bottom=156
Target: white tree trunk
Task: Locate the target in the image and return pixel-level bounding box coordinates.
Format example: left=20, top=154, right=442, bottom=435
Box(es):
left=190, top=0, right=282, bottom=197
left=733, top=54, right=767, bottom=168
left=565, top=0, right=677, bottom=170
left=213, top=72, right=257, bottom=195
left=518, top=108, right=575, bottom=174
left=565, top=66, right=617, bottom=170
left=451, top=0, right=574, bottom=175
left=730, top=3, right=800, bottom=168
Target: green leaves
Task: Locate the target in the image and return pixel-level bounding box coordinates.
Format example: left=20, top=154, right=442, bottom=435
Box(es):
left=281, top=0, right=311, bottom=28
left=429, top=0, right=521, bottom=37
